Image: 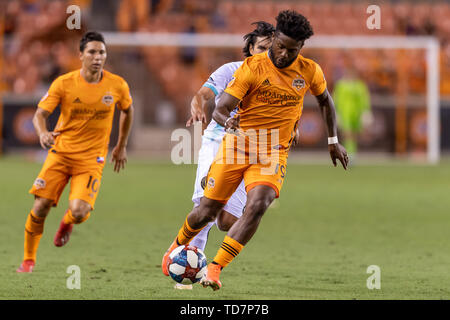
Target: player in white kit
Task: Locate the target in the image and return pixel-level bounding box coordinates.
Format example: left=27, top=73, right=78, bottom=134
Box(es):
left=174, top=22, right=275, bottom=289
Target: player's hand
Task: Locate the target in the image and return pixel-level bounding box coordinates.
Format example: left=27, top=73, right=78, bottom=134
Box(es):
left=186, top=111, right=207, bottom=127
left=39, top=131, right=60, bottom=149
left=328, top=143, right=348, bottom=170
left=111, top=145, right=127, bottom=173
left=225, top=114, right=240, bottom=134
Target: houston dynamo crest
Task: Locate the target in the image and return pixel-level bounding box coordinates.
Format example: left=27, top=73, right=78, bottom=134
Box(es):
left=292, top=76, right=305, bottom=91
left=102, top=92, right=114, bottom=106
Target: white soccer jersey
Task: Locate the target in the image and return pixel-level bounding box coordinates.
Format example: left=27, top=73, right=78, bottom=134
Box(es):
left=201, top=61, right=243, bottom=142
left=192, top=60, right=246, bottom=218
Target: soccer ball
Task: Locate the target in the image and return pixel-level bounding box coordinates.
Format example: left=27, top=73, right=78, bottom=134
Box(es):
left=167, top=245, right=207, bottom=284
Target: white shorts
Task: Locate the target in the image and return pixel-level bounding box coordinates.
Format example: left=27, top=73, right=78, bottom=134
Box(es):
left=192, top=136, right=246, bottom=218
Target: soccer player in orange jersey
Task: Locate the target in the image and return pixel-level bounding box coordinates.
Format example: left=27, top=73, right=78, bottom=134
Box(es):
left=162, top=10, right=348, bottom=290
left=16, top=31, right=134, bottom=273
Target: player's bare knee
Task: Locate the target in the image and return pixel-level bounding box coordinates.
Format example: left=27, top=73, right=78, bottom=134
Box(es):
left=202, top=206, right=220, bottom=223
left=71, top=206, right=90, bottom=220
left=32, top=197, right=53, bottom=217
left=198, top=198, right=224, bottom=222
left=69, top=201, right=91, bottom=222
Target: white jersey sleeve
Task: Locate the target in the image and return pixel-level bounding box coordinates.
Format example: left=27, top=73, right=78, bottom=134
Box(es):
left=201, top=61, right=243, bottom=142
left=203, top=61, right=243, bottom=105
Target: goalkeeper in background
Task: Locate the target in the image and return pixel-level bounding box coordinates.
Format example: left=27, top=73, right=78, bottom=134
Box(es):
left=333, top=64, right=372, bottom=161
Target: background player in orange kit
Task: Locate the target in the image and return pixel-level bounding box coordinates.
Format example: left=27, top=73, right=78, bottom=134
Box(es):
left=16, top=31, right=134, bottom=273
left=162, top=10, right=348, bottom=290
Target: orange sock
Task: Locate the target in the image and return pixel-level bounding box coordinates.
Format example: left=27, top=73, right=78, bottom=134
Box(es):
left=213, top=235, right=244, bottom=268
left=63, top=209, right=90, bottom=225
left=23, top=210, right=46, bottom=261
left=176, top=216, right=205, bottom=245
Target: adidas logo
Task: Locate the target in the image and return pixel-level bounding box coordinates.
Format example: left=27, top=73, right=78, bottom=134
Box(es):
left=262, top=79, right=271, bottom=86
left=73, top=97, right=82, bottom=103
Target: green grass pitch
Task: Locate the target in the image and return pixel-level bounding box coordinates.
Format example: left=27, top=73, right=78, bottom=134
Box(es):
left=1, top=155, right=450, bottom=300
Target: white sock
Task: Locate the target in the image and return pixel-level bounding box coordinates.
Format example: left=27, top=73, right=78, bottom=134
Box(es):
left=189, top=222, right=214, bottom=251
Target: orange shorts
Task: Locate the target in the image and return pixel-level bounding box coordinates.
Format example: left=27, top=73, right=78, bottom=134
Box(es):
left=29, top=151, right=104, bottom=209
left=203, top=141, right=287, bottom=202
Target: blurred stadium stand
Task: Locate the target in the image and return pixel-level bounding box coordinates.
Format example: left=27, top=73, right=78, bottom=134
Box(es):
left=1, top=0, right=449, bottom=159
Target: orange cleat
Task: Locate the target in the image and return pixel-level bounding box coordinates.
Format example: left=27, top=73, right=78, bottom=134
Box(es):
left=16, top=259, right=35, bottom=273
left=200, top=263, right=222, bottom=291
left=53, top=218, right=73, bottom=247
left=162, top=238, right=179, bottom=276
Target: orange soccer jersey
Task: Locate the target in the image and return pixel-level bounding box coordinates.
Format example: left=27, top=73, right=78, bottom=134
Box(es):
left=204, top=51, right=327, bottom=201
left=38, top=69, right=132, bottom=161
left=30, top=69, right=132, bottom=207
left=225, top=51, right=327, bottom=152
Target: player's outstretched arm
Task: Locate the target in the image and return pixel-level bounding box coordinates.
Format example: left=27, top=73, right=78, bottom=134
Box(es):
left=33, top=107, right=60, bottom=149
left=212, top=92, right=241, bottom=130
left=186, top=86, right=215, bottom=127
left=314, top=89, right=349, bottom=170
left=111, top=105, right=134, bottom=173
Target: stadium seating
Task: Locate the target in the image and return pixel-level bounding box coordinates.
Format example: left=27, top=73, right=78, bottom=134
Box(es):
left=2, top=0, right=449, bottom=122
